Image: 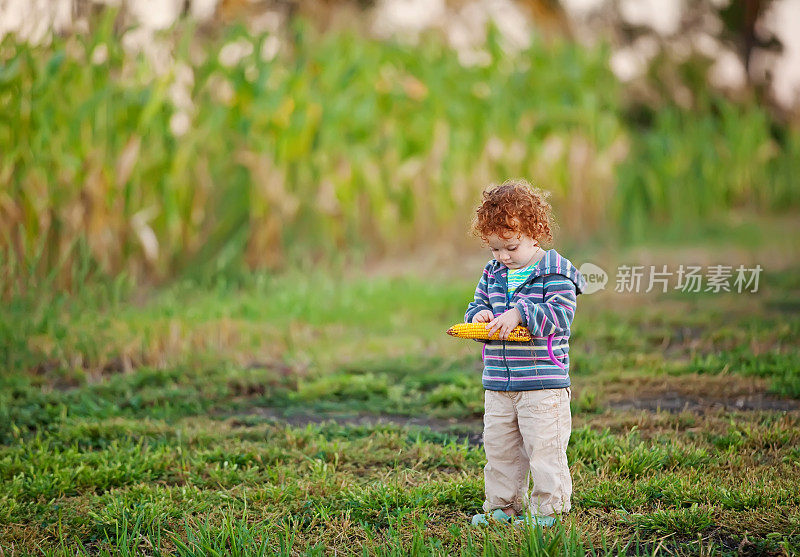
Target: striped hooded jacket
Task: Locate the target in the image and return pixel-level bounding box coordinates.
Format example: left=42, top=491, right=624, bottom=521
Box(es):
left=464, top=249, right=586, bottom=391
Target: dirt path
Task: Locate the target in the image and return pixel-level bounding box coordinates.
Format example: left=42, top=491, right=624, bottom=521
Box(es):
left=221, top=384, right=799, bottom=447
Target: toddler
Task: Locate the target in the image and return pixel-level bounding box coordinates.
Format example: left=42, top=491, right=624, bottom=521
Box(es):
left=465, top=179, right=586, bottom=528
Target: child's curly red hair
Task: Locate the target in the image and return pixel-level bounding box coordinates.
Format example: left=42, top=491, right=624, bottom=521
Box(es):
left=470, top=179, right=555, bottom=245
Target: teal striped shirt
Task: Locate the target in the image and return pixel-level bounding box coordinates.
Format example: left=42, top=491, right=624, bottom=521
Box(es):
left=506, top=264, right=536, bottom=302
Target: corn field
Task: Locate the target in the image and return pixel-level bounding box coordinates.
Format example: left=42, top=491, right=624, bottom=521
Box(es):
left=1, top=14, right=798, bottom=297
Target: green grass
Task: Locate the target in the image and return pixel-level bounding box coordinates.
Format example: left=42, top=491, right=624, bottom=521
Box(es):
left=2, top=235, right=800, bottom=554
left=2, top=415, right=798, bottom=553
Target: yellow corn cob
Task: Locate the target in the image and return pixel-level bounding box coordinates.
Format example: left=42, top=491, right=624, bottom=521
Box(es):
left=446, top=323, right=532, bottom=342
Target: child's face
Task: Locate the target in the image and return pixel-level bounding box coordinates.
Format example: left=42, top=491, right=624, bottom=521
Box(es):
left=486, top=232, right=541, bottom=270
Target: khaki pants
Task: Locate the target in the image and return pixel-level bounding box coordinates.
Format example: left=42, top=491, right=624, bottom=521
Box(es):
left=482, top=387, right=572, bottom=517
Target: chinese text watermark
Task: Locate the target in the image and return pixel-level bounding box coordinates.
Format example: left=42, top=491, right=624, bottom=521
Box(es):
left=578, top=263, right=762, bottom=294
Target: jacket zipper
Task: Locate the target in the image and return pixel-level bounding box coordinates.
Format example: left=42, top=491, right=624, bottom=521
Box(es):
left=503, top=339, right=511, bottom=391
left=505, top=269, right=541, bottom=390
left=496, top=271, right=513, bottom=391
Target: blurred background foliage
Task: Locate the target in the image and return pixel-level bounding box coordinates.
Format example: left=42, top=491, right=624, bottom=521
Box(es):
left=0, top=1, right=799, bottom=300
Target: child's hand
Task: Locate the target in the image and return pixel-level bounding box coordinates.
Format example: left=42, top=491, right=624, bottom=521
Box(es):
left=486, top=308, right=523, bottom=340
left=472, top=310, right=494, bottom=324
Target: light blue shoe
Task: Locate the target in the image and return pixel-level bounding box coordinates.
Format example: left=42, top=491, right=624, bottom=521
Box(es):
left=513, top=514, right=557, bottom=529
left=471, top=508, right=515, bottom=526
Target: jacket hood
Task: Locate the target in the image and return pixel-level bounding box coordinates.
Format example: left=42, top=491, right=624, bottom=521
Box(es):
left=490, top=248, right=587, bottom=295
